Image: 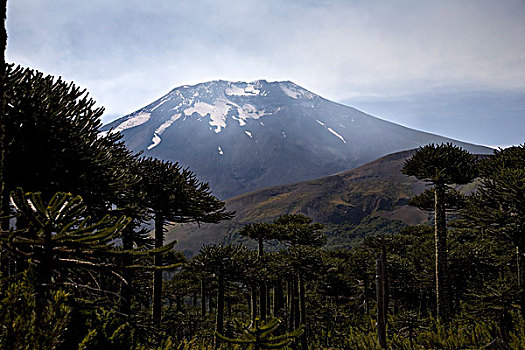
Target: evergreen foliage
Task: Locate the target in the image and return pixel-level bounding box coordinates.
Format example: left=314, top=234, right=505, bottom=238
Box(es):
left=460, top=144, right=525, bottom=318
left=3, top=64, right=138, bottom=217
left=403, top=143, right=478, bottom=321
left=0, top=271, right=71, bottom=350
left=137, top=156, right=233, bottom=325
left=215, top=318, right=303, bottom=350
left=3, top=188, right=129, bottom=300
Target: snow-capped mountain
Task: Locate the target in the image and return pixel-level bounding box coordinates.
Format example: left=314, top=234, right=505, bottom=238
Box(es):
left=102, top=80, right=491, bottom=199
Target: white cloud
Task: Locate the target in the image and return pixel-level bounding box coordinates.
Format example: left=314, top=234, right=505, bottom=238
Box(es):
left=6, top=0, right=525, bottom=121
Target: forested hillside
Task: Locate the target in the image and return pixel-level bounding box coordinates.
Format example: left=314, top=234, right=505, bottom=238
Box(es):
left=1, top=65, right=525, bottom=349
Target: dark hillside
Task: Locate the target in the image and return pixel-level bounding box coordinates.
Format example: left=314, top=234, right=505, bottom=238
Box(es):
left=168, top=149, right=436, bottom=254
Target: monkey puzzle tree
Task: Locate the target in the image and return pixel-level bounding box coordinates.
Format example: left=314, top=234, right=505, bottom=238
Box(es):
left=1, top=188, right=129, bottom=303
left=192, top=244, right=248, bottom=347
left=216, top=318, right=303, bottom=350
left=239, top=222, right=277, bottom=321
left=3, top=65, right=139, bottom=219
left=402, top=143, right=477, bottom=320
left=138, top=157, right=233, bottom=325
left=274, top=214, right=325, bottom=248
left=272, top=214, right=325, bottom=348
left=461, top=144, right=525, bottom=316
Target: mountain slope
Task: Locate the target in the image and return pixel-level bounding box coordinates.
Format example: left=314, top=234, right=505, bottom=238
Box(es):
left=102, top=80, right=491, bottom=199
left=166, top=149, right=438, bottom=254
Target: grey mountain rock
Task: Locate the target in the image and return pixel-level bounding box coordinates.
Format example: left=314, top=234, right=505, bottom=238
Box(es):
left=102, top=80, right=492, bottom=199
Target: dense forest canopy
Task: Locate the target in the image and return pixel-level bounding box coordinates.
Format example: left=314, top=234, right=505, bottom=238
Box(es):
left=1, top=64, right=525, bottom=349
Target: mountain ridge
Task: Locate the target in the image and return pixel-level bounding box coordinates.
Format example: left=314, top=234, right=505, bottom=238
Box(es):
left=103, top=80, right=492, bottom=199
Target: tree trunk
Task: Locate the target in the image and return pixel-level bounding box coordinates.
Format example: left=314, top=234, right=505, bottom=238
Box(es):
left=260, top=280, right=267, bottom=321
left=214, top=264, right=225, bottom=348
left=257, top=236, right=267, bottom=321
left=152, top=213, right=164, bottom=325
left=267, top=283, right=271, bottom=316
left=518, top=245, right=525, bottom=319
left=201, top=278, right=207, bottom=317
left=258, top=236, right=264, bottom=256
left=376, top=254, right=387, bottom=349
left=293, top=276, right=300, bottom=329
left=251, top=287, right=258, bottom=323
left=288, top=279, right=294, bottom=330
left=176, top=294, right=182, bottom=311
left=382, top=244, right=389, bottom=321
left=120, top=227, right=133, bottom=315
left=37, top=227, right=53, bottom=306
left=208, top=294, right=214, bottom=312
left=363, top=269, right=369, bottom=315
left=0, top=0, right=7, bottom=219
left=274, top=283, right=284, bottom=316
left=434, top=184, right=449, bottom=321
left=299, top=273, right=307, bottom=350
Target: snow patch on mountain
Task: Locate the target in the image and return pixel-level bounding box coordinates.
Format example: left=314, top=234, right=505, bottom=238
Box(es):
left=327, top=127, right=347, bottom=144
left=316, top=119, right=346, bottom=144
left=218, top=146, right=224, bottom=155
left=225, top=83, right=260, bottom=96
left=238, top=104, right=268, bottom=121
left=147, top=114, right=182, bottom=150
left=232, top=115, right=247, bottom=126
left=148, top=134, right=161, bottom=150
left=280, top=83, right=315, bottom=99
left=179, top=96, right=270, bottom=132
left=157, top=114, right=181, bottom=135
left=114, top=113, right=151, bottom=133
left=245, top=131, right=253, bottom=138
left=184, top=101, right=230, bottom=133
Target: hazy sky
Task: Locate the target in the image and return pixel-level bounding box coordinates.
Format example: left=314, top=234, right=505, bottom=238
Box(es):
left=6, top=0, right=525, bottom=147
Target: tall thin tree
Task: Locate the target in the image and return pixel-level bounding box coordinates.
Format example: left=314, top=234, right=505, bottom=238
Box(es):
left=138, top=157, right=233, bottom=325
left=402, top=143, right=477, bottom=320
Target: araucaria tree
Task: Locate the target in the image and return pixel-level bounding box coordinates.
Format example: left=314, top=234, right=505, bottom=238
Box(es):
left=3, top=64, right=138, bottom=218
left=402, top=143, right=477, bottom=320
left=239, top=222, right=276, bottom=321
left=137, top=157, right=233, bottom=325
left=3, top=188, right=129, bottom=303
left=461, top=145, right=525, bottom=316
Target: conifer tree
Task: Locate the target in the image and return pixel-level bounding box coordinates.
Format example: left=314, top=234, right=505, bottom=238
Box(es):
left=273, top=214, right=325, bottom=349
left=138, top=157, right=233, bottom=325
left=461, top=144, right=525, bottom=316
left=239, top=222, right=277, bottom=320
left=2, top=188, right=130, bottom=302
left=3, top=65, right=139, bottom=219
left=215, top=318, right=303, bottom=350
left=192, top=244, right=247, bottom=347
left=402, top=143, right=477, bottom=320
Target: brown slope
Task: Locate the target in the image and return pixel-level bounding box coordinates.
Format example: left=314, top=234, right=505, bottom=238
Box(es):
left=167, top=149, right=434, bottom=254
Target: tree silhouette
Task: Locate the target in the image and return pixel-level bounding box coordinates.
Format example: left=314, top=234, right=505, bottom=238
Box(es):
left=272, top=214, right=325, bottom=349
left=192, top=244, right=249, bottom=347
left=461, top=144, right=525, bottom=317
left=138, top=157, right=233, bottom=325
left=3, top=65, right=139, bottom=219
left=239, top=222, right=277, bottom=320
left=2, top=188, right=129, bottom=303
left=403, top=143, right=477, bottom=320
